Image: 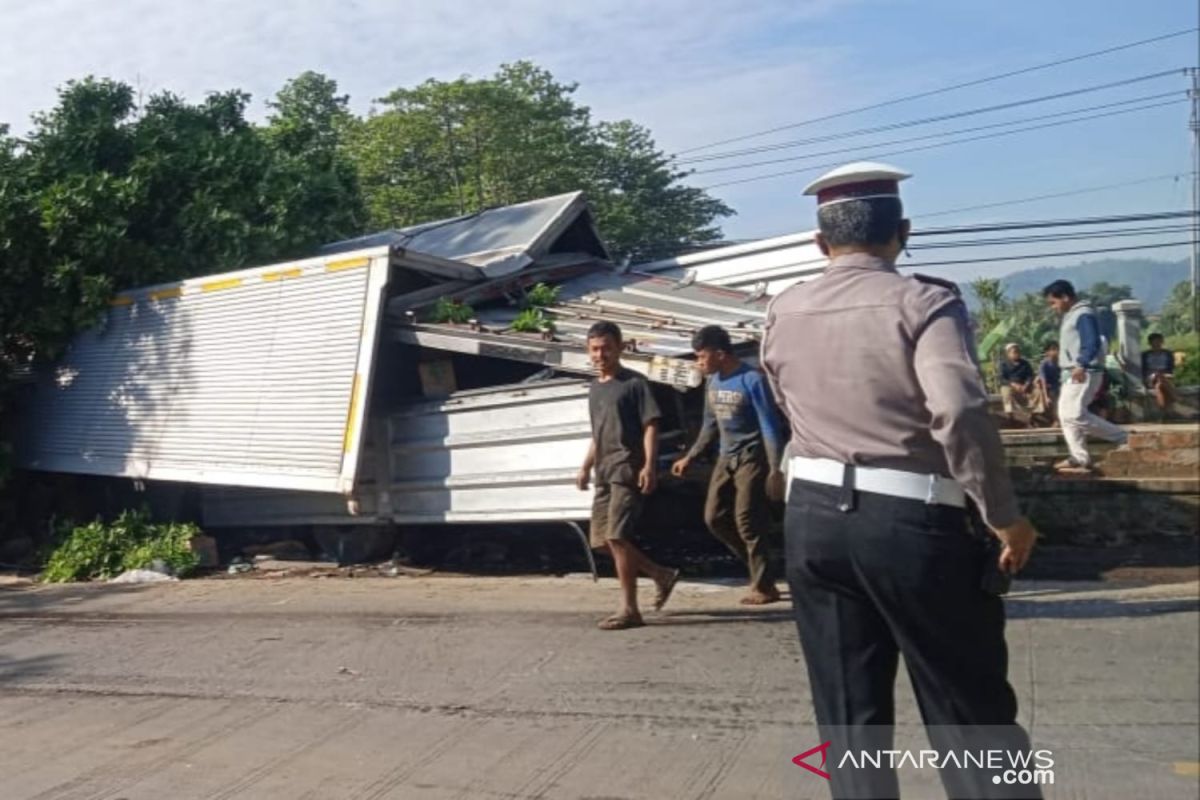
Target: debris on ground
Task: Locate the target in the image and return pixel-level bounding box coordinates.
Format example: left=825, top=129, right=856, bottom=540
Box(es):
left=226, top=557, right=254, bottom=575
left=109, top=569, right=179, bottom=584
left=252, top=558, right=333, bottom=573
left=380, top=561, right=435, bottom=578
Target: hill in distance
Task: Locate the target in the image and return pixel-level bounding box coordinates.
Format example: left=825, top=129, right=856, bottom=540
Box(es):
left=965, top=258, right=1189, bottom=313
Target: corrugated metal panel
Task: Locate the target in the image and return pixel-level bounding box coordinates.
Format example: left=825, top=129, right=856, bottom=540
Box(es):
left=19, top=248, right=391, bottom=493
left=638, top=231, right=828, bottom=295
left=387, top=379, right=594, bottom=523
left=200, top=379, right=596, bottom=526
left=321, top=192, right=603, bottom=275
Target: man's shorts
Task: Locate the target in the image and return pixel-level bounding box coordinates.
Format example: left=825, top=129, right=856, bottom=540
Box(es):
left=590, top=481, right=643, bottom=549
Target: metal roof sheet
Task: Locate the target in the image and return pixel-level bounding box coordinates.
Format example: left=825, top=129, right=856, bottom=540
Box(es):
left=637, top=230, right=827, bottom=295
left=320, top=192, right=603, bottom=277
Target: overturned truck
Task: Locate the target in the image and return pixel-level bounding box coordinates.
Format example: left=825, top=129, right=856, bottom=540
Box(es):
left=16, top=193, right=770, bottom=556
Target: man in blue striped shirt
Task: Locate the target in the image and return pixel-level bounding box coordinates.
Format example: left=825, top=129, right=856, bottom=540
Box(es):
left=672, top=325, right=786, bottom=604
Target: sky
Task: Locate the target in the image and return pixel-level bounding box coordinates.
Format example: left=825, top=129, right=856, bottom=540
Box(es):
left=0, top=0, right=1195, bottom=283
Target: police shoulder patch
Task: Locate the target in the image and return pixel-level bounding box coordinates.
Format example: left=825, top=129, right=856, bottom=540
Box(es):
left=911, top=273, right=962, bottom=296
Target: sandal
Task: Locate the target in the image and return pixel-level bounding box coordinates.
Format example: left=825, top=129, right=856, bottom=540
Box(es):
left=653, top=569, right=681, bottom=612
left=598, top=613, right=644, bottom=630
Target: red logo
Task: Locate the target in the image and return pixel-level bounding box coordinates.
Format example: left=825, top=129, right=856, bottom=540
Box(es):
left=793, top=741, right=832, bottom=780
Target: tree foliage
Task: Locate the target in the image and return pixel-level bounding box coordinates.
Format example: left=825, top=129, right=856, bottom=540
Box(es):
left=345, top=62, right=731, bottom=261
left=0, top=75, right=363, bottom=484
left=0, top=63, right=731, bottom=489
left=1155, top=280, right=1199, bottom=338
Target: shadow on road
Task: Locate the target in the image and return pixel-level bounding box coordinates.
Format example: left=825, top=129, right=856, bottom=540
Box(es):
left=1007, top=596, right=1199, bottom=619
left=0, top=653, right=64, bottom=684
left=0, top=583, right=152, bottom=616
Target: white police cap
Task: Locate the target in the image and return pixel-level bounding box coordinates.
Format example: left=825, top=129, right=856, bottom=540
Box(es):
left=803, top=161, right=911, bottom=207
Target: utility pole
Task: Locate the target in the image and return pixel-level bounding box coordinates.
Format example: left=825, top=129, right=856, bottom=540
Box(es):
left=1191, top=65, right=1198, bottom=328
left=1192, top=9, right=1200, bottom=330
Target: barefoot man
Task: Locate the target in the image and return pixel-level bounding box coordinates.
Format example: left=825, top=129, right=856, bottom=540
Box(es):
left=672, top=325, right=786, bottom=605
left=577, top=321, right=680, bottom=630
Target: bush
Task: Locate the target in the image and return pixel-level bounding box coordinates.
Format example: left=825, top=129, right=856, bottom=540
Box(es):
left=523, top=282, right=560, bottom=308
left=510, top=307, right=554, bottom=334
left=42, top=508, right=201, bottom=582
left=1164, top=332, right=1200, bottom=386
left=430, top=297, right=474, bottom=324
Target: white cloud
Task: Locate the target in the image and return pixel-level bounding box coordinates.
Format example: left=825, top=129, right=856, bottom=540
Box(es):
left=0, top=0, right=868, bottom=239
left=0, top=0, right=856, bottom=133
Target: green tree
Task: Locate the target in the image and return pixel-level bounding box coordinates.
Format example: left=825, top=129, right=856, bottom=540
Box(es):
left=969, top=278, right=1008, bottom=337
left=264, top=71, right=365, bottom=249
left=345, top=61, right=731, bottom=259
left=1005, top=291, right=1059, bottom=359
left=0, top=76, right=365, bottom=486
left=1156, top=280, right=1198, bottom=337
left=587, top=120, right=730, bottom=261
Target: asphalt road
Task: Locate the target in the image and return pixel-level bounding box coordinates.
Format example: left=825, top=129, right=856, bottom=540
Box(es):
left=0, top=573, right=1197, bottom=799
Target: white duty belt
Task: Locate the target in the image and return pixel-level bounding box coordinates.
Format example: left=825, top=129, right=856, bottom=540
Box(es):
left=786, top=455, right=966, bottom=508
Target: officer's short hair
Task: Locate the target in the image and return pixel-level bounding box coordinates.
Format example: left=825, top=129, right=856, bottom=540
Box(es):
left=1042, top=280, right=1076, bottom=300
left=691, top=325, right=733, bottom=354
left=816, top=197, right=904, bottom=247
left=587, top=321, right=622, bottom=343
left=1148, top=332, right=1165, bottom=344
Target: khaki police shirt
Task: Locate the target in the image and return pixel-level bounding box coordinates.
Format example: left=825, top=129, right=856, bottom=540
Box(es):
left=760, top=252, right=1019, bottom=529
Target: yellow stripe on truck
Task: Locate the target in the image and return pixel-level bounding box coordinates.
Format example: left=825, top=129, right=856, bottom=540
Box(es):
left=149, top=287, right=183, bottom=301
left=343, top=374, right=362, bottom=453
left=201, top=277, right=242, bottom=293
left=263, top=267, right=303, bottom=282
left=326, top=257, right=370, bottom=273
left=109, top=296, right=134, bottom=307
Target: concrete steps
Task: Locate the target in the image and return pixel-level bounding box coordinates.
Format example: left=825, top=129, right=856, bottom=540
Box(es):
left=1001, top=424, right=1199, bottom=544
left=1002, top=424, right=1199, bottom=479
left=1101, top=427, right=1199, bottom=478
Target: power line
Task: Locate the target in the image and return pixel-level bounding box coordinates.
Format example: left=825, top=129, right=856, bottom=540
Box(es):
left=919, top=173, right=1194, bottom=218
left=700, top=98, right=1187, bottom=189
left=911, top=225, right=1195, bottom=250
left=631, top=212, right=1198, bottom=263
left=691, top=91, right=1184, bottom=176
left=740, top=177, right=1195, bottom=240
left=913, top=210, right=1197, bottom=236
left=676, top=27, right=1198, bottom=155
left=677, top=73, right=1185, bottom=165
left=899, top=240, right=1194, bottom=269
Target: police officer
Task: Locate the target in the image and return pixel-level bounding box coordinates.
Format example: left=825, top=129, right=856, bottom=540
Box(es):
left=761, top=162, right=1040, bottom=799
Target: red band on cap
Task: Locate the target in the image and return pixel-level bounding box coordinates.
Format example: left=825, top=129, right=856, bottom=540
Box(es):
left=817, top=179, right=899, bottom=205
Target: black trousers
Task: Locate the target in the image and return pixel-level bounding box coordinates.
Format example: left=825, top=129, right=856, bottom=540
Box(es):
left=785, top=479, right=1041, bottom=800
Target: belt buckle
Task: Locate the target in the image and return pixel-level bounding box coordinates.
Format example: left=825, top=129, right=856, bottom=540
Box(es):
left=924, top=474, right=938, bottom=505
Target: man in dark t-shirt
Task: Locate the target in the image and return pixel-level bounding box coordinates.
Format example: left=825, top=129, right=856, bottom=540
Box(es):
left=577, top=321, right=679, bottom=630
left=998, top=343, right=1036, bottom=426
left=1142, top=332, right=1177, bottom=418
